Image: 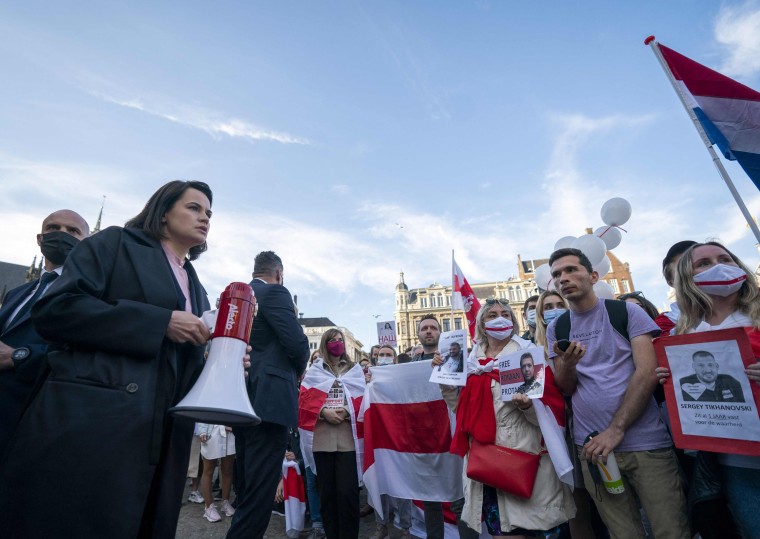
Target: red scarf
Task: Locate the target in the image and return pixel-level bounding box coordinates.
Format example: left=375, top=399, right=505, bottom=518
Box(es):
left=451, top=358, right=499, bottom=456
left=450, top=357, right=567, bottom=457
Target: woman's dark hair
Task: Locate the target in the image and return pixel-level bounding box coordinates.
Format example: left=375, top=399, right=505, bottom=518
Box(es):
left=125, top=180, right=213, bottom=261
left=617, top=292, right=659, bottom=320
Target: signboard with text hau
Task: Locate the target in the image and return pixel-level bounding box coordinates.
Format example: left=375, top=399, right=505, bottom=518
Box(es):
left=654, top=327, right=760, bottom=456
left=377, top=320, right=397, bottom=347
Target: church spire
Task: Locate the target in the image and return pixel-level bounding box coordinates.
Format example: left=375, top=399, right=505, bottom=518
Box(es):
left=92, top=195, right=106, bottom=234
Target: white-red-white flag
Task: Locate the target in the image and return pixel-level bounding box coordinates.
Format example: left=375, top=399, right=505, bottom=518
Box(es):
left=282, top=459, right=306, bottom=538
left=360, top=361, right=463, bottom=519
left=452, top=257, right=481, bottom=340
left=298, top=360, right=365, bottom=482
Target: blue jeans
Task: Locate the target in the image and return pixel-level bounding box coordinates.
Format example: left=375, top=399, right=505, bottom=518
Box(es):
left=722, top=464, right=760, bottom=538
left=305, top=466, right=322, bottom=525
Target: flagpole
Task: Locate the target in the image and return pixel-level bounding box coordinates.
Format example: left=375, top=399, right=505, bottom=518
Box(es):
left=450, top=250, right=455, bottom=328
left=646, top=36, right=760, bottom=245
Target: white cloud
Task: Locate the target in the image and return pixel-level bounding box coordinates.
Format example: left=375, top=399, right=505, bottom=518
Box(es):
left=715, top=2, right=760, bottom=78
left=85, top=88, right=309, bottom=145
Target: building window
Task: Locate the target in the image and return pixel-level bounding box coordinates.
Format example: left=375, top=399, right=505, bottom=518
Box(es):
left=608, top=279, right=620, bottom=294
left=454, top=317, right=462, bottom=330
left=508, top=287, right=517, bottom=302
left=446, top=295, right=450, bottom=307
left=443, top=319, right=451, bottom=332
left=621, top=279, right=631, bottom=293
left=437, top=293, right=443, bottom=307
left=515, top=287, right=524, bottom=301
left=310, top=342, right=317, bottom=350
left=421, top=297, right=427, bottom=308
left=402, top=321, right=407, bottom=335
left=499, top=289, right=507, bottom=300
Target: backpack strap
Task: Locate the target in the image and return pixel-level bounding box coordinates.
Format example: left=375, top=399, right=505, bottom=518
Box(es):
left=555, top=310, right=571, bottom=344
left=604, top=299, right=629, bottom=342
left=554, top=300, right=629, bottom=344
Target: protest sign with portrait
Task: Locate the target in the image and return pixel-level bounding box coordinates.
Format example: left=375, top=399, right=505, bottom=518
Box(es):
left=499, top=348, right=546, bottom=400
left=654, top=327, right=760, bottom=456
left=377, top=320, right=397, bottom=347
left=429, top=329, right=468, bottom=386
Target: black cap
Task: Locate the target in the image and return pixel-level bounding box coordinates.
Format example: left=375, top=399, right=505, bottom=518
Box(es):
left=662, top=240, right=698, bottom=271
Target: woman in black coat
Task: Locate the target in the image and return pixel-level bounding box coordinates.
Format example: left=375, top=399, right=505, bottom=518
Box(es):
left=0, top=181, right=220, bottom=538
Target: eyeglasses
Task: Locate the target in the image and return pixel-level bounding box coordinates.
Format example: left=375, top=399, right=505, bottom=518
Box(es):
left=485, top=298, right=510, bottom=306
left=617, top=291, right=644, bottom=301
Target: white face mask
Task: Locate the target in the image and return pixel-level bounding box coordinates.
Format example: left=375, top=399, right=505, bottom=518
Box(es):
left=376, top=356, right=394, bottom=366
left=484, top=316, right=514, bottom=340
left=693, top=263, right=747, bottom=297
left=526, top=309, right=537, bottom=327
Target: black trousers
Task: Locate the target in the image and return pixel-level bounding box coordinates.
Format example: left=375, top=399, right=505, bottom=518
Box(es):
left=314, top=451, right=359, bottom=539
left=226, top=421, right=288, bottom=539
left=422, top=498, right=480, bottom=539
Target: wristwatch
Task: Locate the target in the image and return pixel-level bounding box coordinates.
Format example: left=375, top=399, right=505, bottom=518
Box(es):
left=11, top=347, right=31, bottom=369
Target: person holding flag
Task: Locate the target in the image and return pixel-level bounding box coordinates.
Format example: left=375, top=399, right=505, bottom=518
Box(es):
left=298, top=329, right=366, bottom=539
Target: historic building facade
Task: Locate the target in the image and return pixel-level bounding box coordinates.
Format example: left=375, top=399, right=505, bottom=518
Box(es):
left=394, top=249, right=634, bottom=350
left=299, top=316, right=365, bottom=364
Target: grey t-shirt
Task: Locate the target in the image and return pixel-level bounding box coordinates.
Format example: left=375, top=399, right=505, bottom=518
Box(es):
left=547, top=299, right=671, bottom=451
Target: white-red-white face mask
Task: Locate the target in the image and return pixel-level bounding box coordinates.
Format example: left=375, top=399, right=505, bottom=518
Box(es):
left=693, top=263, right=747, bottom=297
left=484, top=317, right=513, bottom=340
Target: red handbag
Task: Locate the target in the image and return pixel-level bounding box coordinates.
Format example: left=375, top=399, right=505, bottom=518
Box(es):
left=466, top=439, right=542, bottom=498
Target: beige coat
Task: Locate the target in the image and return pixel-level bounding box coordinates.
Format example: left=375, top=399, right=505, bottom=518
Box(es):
left=443, top=339, right=576, bottom=533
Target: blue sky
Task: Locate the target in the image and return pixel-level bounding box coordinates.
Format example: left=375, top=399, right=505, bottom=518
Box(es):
left=2, top=1, right=760, bottom=349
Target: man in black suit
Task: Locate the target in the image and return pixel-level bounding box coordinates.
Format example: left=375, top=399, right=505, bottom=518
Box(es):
left=227, top=251, right=309, bottom=539
left=0, top=209, right=89, bottom=456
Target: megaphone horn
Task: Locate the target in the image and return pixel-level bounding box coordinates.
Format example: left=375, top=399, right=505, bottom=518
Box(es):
left=169, top=282, right=261, bottom=426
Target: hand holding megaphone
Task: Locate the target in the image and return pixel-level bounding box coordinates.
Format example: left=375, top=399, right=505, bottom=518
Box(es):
left=169, top=282, right=261, bottom=426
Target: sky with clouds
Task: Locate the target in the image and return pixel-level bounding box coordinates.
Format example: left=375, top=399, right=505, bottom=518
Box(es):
left=2, top=1, right=760, bottom=349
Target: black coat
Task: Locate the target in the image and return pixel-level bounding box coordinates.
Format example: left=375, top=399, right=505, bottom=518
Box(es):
left=0, top=226, right=209, bottom=539
left=245, top=279, right=309, bottom=427
left=0, top=279, right=54, bottom=456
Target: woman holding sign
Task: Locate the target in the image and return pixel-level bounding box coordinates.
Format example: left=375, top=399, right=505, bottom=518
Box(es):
left=658, top=242, right=760, bottom=538
left=298, top=329, right=366, bottom=539
left=443, top=298, right=574, bottom=537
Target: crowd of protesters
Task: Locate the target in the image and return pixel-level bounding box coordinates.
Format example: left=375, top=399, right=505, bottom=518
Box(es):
left=0, top=181, right=758, bottom=539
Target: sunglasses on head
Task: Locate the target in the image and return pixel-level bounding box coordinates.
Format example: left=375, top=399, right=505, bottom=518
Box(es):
left=485, top=298, right=509, bottom=306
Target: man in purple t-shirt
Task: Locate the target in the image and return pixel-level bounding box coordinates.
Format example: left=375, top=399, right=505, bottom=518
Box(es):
left=546, top=248, right=688, bottom=539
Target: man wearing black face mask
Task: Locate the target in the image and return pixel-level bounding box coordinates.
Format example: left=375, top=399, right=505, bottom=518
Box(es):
left=0, top=209, right=89, bottom=455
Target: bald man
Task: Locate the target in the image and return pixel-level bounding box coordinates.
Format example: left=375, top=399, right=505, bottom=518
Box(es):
left=0, top=209, right=89, bottom=455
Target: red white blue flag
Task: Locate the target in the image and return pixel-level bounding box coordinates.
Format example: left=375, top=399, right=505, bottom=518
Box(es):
left=658, top=43, right=760, bottom=190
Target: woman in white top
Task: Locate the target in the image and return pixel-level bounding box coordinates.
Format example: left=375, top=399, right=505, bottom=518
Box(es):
left=660, top=241, right=760, bottom=538
left=198, top=423, right=236, bottom=522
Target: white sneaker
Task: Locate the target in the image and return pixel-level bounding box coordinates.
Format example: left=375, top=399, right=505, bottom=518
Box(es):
left=187, top=490, right=204, bottom=504
left=220, top=499, right=236, bottom=517
left=203, top=504, right=222, bottom=523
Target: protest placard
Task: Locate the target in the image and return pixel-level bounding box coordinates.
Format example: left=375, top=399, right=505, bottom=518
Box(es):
left=499, top=348, right=546, bottom=400
left=429, top=329, right=468, bottom=386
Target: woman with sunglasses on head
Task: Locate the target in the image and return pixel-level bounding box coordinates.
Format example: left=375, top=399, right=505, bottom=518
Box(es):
left=440, top=298, right=574, bottom=538
left=657, top=241, right=760, bottom=538
left=299, top=328, right=366, bottom=539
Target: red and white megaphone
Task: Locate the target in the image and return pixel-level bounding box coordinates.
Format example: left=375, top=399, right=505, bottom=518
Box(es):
left=170, top=282, right=261, bottom=426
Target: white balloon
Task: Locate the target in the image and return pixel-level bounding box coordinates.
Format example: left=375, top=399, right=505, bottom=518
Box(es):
left=593, top=255, right=611, bottom=277
left=594, top=226, right=622, bottom=250
left=553, top=236, right=577, bottom=251
left=600, top=197, right=632, bottom=227
left=573, top=234, right=607, bottom=266
left=593, top=280, right=615, bottom=300
left=533, top=263, right=553, bottom=291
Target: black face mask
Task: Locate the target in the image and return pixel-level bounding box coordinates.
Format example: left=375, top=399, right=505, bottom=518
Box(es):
left=39, top=231, right=80, bottom=266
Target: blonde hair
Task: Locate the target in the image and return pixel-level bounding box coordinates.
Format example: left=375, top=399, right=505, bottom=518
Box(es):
left=474, top=299, right=519, bottom=347
left=674, top=241, right=760, bottom=334
left=535, top=290, right=566, bottom=349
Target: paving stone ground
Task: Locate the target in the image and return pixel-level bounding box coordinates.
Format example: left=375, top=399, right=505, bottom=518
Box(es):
left=175, top=482, right=409, bottom=539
